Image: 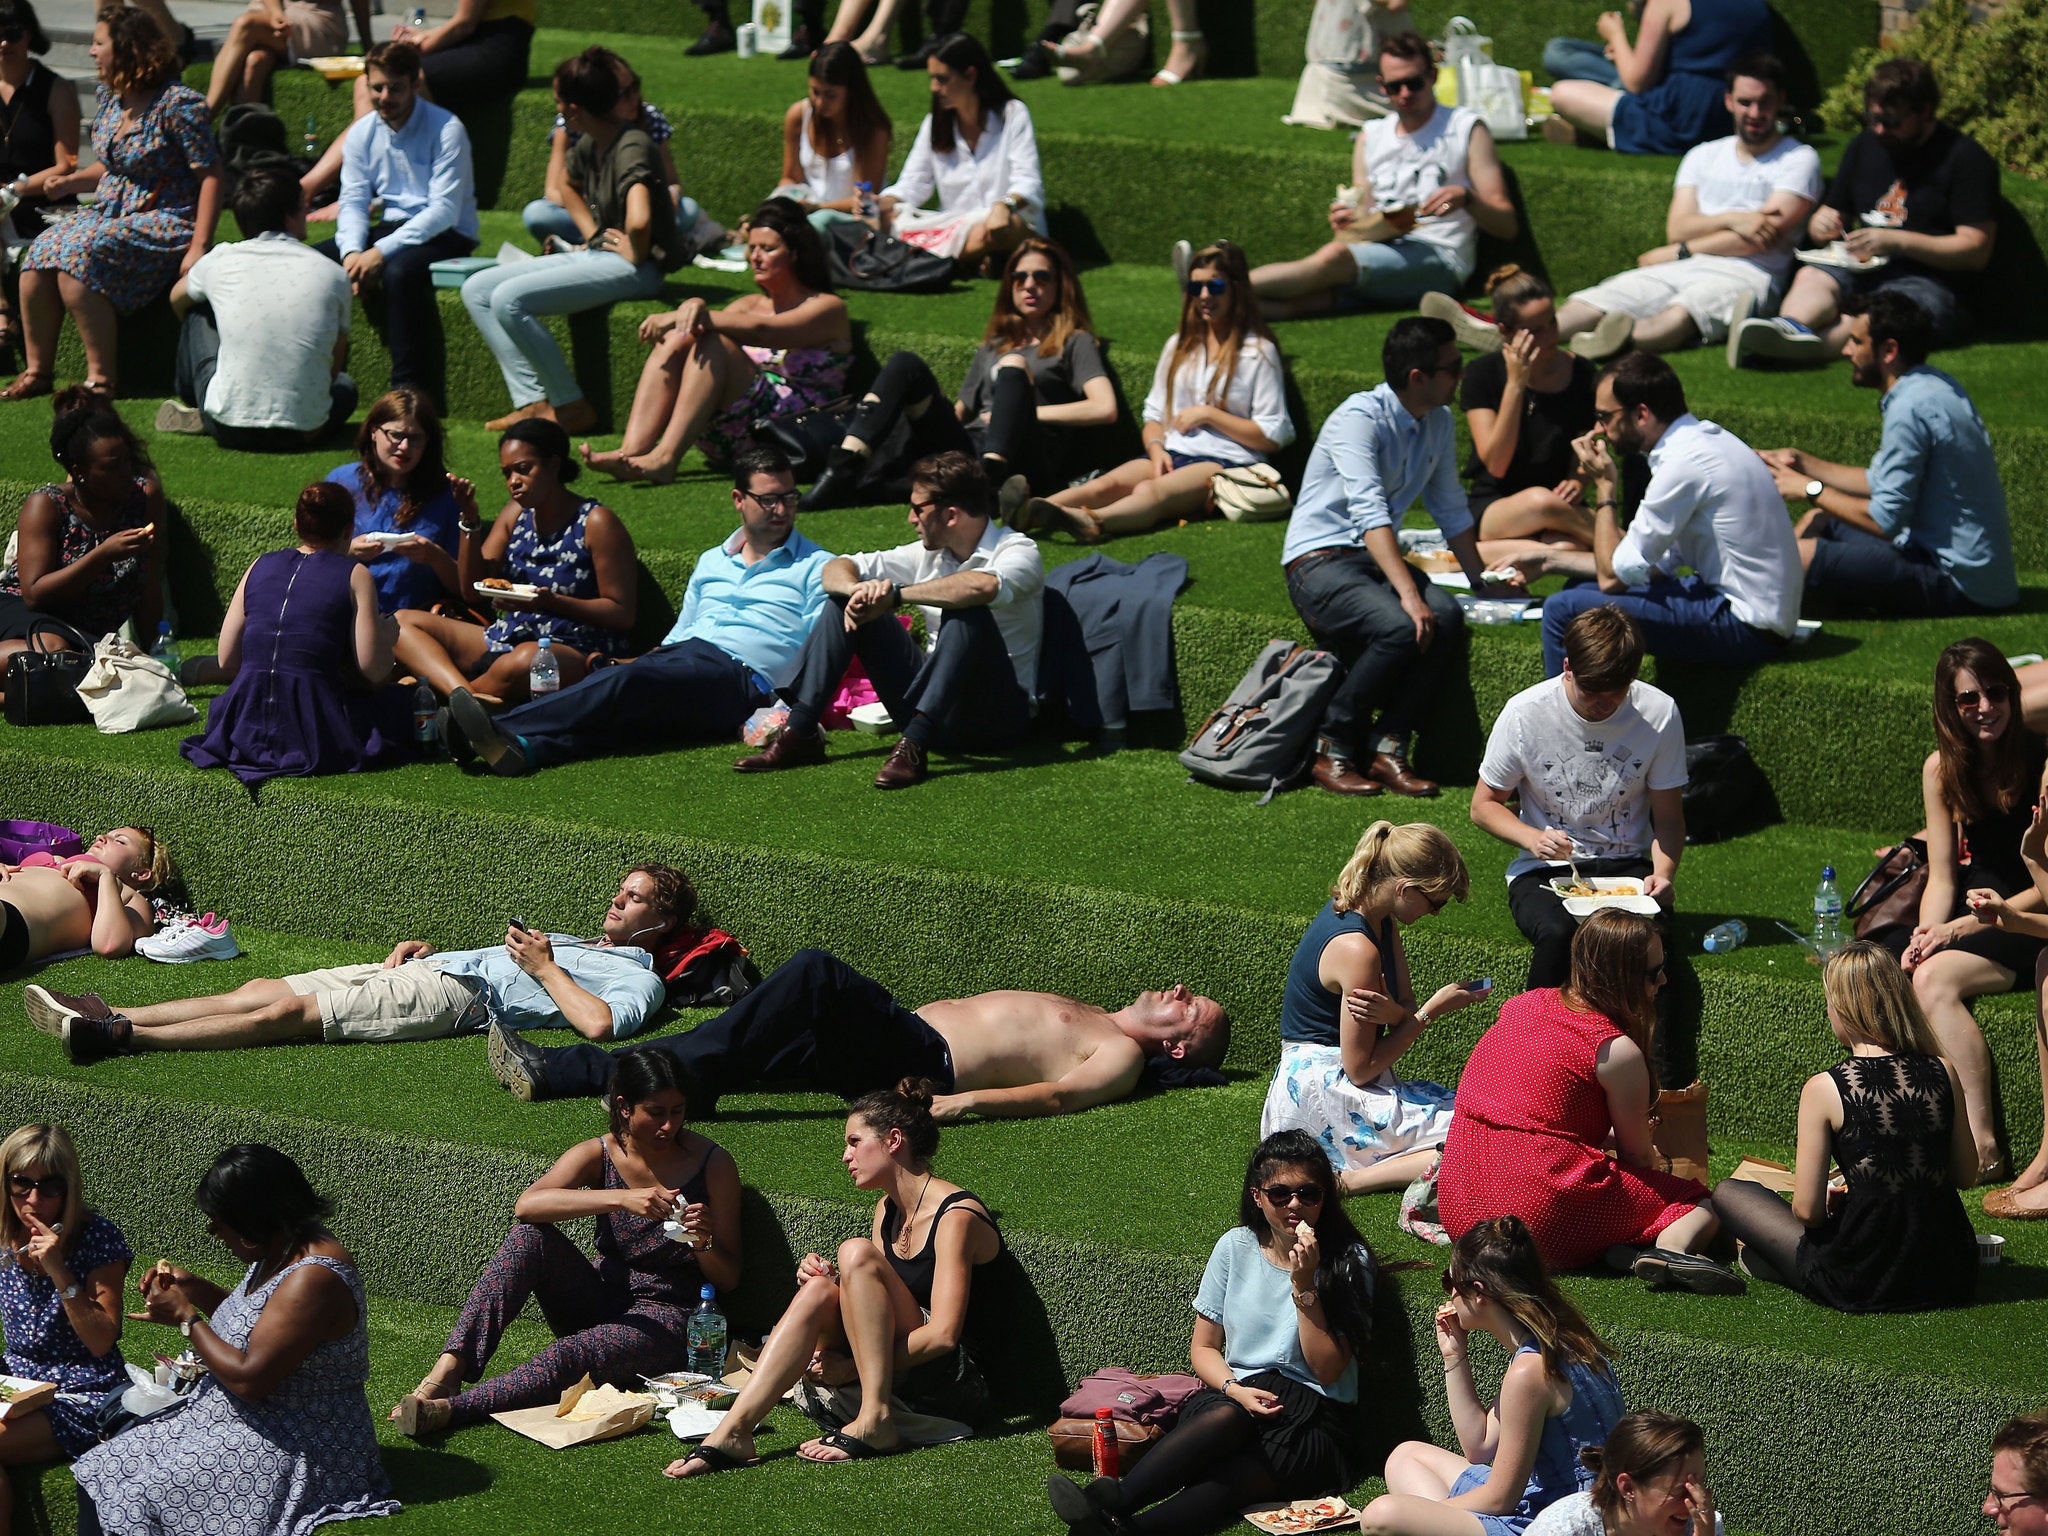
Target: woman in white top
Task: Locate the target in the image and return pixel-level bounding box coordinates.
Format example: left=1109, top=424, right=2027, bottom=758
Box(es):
left=881, top=33, right=1044, bottom=273
left=1018, top=242, right=1294, bottom=544
left=1523, top=1411, right=1721, bottom=1536
left=771, top=43, right=891, bottom=234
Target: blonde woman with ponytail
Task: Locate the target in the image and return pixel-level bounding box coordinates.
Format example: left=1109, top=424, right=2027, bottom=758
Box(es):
left=1715, top=941, right=1977, bottom=1312
left=1260, top=821, right=1489, bottom=1195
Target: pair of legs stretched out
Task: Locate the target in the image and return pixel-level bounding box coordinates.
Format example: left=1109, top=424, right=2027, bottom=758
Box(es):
left=584, top=325, right=762, bottom=486
left=396, top=611, right=596, bottom=709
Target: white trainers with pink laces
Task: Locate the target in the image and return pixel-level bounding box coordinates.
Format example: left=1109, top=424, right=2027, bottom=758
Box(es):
left=136, top=913, right=241, bottom=963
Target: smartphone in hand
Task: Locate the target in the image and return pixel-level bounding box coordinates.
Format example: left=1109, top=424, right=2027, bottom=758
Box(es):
left=1459, top=977, right=1494, bottom=995
left=508, top=917, right=531, bottom=935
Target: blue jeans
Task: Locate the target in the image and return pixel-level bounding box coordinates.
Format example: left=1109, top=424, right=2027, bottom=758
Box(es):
left=492, top=636, right=769, bottom=768
left=461, top=249, right=664, bottom=408
left=1544, top=36, right=1622, bottom=87
left=1541, top=576, right=1788, bottom=675
left=1335, top=238, right=1465, bottom=312
left=1803, top=519, right=1978, bottom=617
left=523, top=196, right=706, bottom=250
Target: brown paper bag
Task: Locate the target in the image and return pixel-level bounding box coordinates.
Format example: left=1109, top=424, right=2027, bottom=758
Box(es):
left=1725, top=1155, right=1796, bottom=1196
left=490, top=1374, right=656, bottom=1448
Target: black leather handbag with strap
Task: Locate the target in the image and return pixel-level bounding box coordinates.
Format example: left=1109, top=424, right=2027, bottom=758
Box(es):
left=1848, top=835, right=1931, bottom=943
left=3, top=621, right=91, bottom=727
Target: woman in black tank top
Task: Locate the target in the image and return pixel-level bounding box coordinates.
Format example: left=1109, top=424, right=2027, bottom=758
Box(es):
left=665, top=1076, right=1004, bottom=1479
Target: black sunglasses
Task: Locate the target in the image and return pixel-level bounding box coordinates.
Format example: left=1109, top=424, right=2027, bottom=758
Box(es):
left=1380, top=74, right=1430, bottom=95
left=8, top=1173, right=64, bottom=1199
left=1185, top=278, right=1229, bottom=297
left=1011, top=268, right=1056, bottom=287
left=0, top=25, right=27, bottom=43
left=1257, top=1182, right=1325, bottom=1206
left=1955, top=684, right=2012, bottom=711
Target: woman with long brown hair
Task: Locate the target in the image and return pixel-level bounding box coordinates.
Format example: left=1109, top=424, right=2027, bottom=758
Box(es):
left=330, top=388, right=471, bottom=615
left=1362, top=1215, right=1624, bottom=1536
left=771, top=42, right=891, bottom=232
left=1897, top=637, right=2048, bottom=1178
left=801, top=235, right=1116, bottom=511
left=1434, top=910, right=1742, bottom=1294
left=1016, top=240, right=1293, bottom=543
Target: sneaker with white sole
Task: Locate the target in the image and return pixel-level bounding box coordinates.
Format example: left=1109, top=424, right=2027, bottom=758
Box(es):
left=154, top=400, right=205, bottom=435
left=136, top=912, right=240, bottom=963
left=1419, top=291, right=1504, bottom=353
left=1170, top=239, right=1192, bottom=286
left=1567, top=309, right=1636, bottom=363
left=1719, top=288, right=1756, bottom=369
left=1728, top=315, right=1826, bottom=368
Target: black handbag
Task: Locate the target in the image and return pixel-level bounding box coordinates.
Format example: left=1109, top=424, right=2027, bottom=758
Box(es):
left=1681, top=734, right=1777, bottom=843
left=3, top=622, right=91, bottom=727
left=758, top=396, right=855, bottom=482
left=1848, top=836, right=1931, bottom=942
left=822, top=221, right=957, bottom=293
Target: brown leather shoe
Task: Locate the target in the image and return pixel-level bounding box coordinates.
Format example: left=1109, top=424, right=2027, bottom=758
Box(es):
left=1311, top=754, right=1382, bottom=796
left=733, top=723, right=827, bottom=773
left=874, top=736, right=928, bottom=789
left=1367, top=751, right=1439, bottom=797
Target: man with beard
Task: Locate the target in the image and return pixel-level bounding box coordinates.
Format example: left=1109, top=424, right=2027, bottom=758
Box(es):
left=1756, top=289, right=2014, bottom=618
left=1495, top=54, right=1817, bottom=365
left=1731, top=55, right=1998, bottom=366
left=1540, top=352, right=1800, bottom=674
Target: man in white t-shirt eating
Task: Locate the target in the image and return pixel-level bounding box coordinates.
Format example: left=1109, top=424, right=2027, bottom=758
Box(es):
left=1471, top=604, right=1698, bottom=1083
left=1537, top=54, right=1819, bottom=364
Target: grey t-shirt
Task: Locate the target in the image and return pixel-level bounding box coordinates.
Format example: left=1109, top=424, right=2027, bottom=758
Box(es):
left=568, top=126, right=680, bottom=271
left=957, top=330, right=1107, bottom=420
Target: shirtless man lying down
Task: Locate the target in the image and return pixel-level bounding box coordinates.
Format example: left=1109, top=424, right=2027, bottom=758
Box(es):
left=487, top=946, right=1230, bottom=1118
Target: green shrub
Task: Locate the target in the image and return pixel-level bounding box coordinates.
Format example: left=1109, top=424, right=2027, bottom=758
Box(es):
left=1821, top=0, right=2048, bottom=177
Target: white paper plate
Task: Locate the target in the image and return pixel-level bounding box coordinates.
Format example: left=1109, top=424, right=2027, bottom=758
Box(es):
left=474, top=581, right=541, bottom=599
left=360, top=531, right=417, bottom=547
left=668, top=1403, right=729, bottom=1441
left=1795, top=242, right=1889, bottom=271
left=1548, top=876, right=1660, bottom=917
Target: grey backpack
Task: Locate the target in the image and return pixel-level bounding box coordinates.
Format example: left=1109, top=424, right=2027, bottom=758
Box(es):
left=1179, top=639, right=1341, bottom=803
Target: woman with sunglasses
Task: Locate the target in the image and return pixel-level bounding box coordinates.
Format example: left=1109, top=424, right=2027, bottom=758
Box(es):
left=0, top=1123, right=130, bottom=1526
left=1049, top=1129, right=1376, bottom=1536
left=1435, top=910, right=1742, bottom=1295
left=1261, top=821, right=1488, bottom=1196
left=1366, top=1216, right=1623, bottom=1536
left=395, top=418, right=637, bottom=711
left=801, top=236, right=1115, bottom=512
left=328, top=388, right=468, bottom=616
left=1886, top=638, right=2048, bottom=1180
left=1015, top=242, right=1291, bottom=544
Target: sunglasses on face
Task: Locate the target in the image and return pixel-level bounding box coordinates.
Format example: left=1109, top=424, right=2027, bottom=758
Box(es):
left=0, top=27, right=27, bottom=43
left=1257, top=1183, right=1325, bottom=1206
left=1185, top=278, right=1230, bottom=297
left=1864, top=109, right=1910, bottom=130
left=1380, top=74, right=1430, bottom=95
left=1011, top=268, right=1055, bottom=288
left=1955, top=684, right=2012, bottom=711
left=8, top=1174, right=64, bottom=1200
left=1593, top=405, right=1628, bottom=427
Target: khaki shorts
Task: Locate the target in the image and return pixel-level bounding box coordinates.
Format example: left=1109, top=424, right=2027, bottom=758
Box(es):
left=1570, top=256, right=1774, bottom=345
left=245, top=0, right=347, bottom=60
left=285, top=962, right=487, bottom=1044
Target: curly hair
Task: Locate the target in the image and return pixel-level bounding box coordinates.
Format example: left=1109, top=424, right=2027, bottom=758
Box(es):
left=95, top=4, right=176, bottom=94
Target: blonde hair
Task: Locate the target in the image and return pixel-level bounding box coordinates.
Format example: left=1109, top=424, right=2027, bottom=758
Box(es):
left=115, top=825, right=173, bottom=895
left=1482, top=264, right=1554, bottom=333
left=1823, top=940, right=1941, bottom=1055
left=1331, top=821, right=1469, bottom=915
left=0, top=1124, right=88, bottom=1258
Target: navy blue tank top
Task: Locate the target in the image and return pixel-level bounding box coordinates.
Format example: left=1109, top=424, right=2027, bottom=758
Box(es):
left=1280, top=901, right=1404, bottom=1046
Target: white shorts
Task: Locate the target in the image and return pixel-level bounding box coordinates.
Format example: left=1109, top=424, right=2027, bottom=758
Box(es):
left=285, top=961, right=486, bottom=1043
left=1570, top=256, right=1774, bottom=344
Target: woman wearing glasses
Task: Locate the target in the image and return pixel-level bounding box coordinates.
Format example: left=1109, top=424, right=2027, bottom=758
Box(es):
left=1886, top=638, right=2048, bottom=1180
left=801, top=236, right=1115, bottom=512
left=1014, top=241, right=1291, bottom=544
left=1260, top=821, right=1486, bottom=1197
left=0, top=1124, right=132, bottom=1522
left=1049, top=1129, right=1375, bottom=1536
left=1435, top=910, right=1743, bottom=1296
left=328, top=389, right=469, bottom=616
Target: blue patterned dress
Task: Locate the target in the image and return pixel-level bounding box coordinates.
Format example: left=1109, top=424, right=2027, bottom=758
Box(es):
left=481, top=498, right=629, bottom=659
left=23, top=84, right=218, bottom=314
left=72, top=1255, right=399, bottom=1536
left=0, top=1213, right=131, bottom=1455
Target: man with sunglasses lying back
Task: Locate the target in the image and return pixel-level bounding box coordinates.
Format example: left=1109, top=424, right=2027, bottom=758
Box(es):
left=487, top=945, right=1229, bottom=1120
left=441, top=443, right=832, bottom=775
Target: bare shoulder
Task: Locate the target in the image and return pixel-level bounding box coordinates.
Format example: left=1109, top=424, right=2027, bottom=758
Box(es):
left=1594, top=1030, right=1645, bottom=1073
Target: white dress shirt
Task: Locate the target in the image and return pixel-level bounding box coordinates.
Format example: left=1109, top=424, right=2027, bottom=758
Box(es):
left=851, top=520, right=1047, bottom=695
left=1142, top=335, right=1294, bottom=465
left=884, top=98, right=1048, bottom=233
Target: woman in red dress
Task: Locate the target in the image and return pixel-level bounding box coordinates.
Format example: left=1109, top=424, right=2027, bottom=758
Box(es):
left=1436, top=910, right=1742, bottom=1295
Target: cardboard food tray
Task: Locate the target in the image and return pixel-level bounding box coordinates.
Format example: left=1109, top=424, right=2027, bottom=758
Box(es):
left=1547, top=876, right=1660, bottom=917
left=1243, top=1497, right=1360, bottom=1533
left=0, top=1375, right=57, bottom=1419
left=491, top=1374, right=656, bottom=1448
left=1795, top=242, right=1889, bottom=271
left=300, top=55, right=366, bottom=79
left=473, top=581, right=542, bottom=599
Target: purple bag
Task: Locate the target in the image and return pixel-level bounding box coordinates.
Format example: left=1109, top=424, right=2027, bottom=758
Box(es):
left=1059, top=1367, right=1206, bottom=1427
left=0, top=821, right=83, bottom=864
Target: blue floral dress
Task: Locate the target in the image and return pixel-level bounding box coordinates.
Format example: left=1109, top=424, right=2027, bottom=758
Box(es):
left=0, top=479, right=153, bottom=638
left=72, top=1254, right=398, bottom=1536
left=23, top=83, right=218, bottom=313
left=481, top=498, right=629, bottom=659
left=0, top=1212, right=131, bottom=1455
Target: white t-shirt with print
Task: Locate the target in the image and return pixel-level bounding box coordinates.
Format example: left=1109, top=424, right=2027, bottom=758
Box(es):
left=1363, top=103, right=1482, bottom=274
left=1479, top=675, right=1689, bottom=881
left=183, top=233, right=352, bottom=431
left=1672, top=134, right=1822, bottom=284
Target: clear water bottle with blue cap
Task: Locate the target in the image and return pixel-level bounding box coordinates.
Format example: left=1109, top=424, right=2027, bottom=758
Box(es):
left=529, top=636, right=559, bottom=695
left=1702, top=920, right=1747, bottom=954
left=1813, top=866, right=1844, bottom=957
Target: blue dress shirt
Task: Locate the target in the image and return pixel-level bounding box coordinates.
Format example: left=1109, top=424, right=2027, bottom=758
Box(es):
left=337, top=99, right=480, bottom=260
left=663, top=527, right=833, bottom=689
left=1281, top=384, right=1470, bottom=565
left=1868, top=366, right=2015, bottom=610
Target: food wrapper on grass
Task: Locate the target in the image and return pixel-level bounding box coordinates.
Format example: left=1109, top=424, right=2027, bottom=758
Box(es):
left=490, top=1374, right=656, bottom=1448
left=1243, top=1496, right=1359, bottom=1533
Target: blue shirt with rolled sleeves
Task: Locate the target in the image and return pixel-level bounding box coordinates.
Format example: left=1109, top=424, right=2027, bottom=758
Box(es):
left=1867, top=366, right=2016, bottom=610
left=1280, top=384, right=1469, bottom=565
left=431, top=936, right=663, bottom=1038
left=664, top=527, right=833, bottom=691
left=336, top=99, right=481, bottom=261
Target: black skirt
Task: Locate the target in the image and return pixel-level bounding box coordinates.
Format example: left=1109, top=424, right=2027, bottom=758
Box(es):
left=1180, top=1370, right=1358, bottom=1496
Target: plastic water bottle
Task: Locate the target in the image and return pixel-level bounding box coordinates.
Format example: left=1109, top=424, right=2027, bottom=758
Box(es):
left=856, top=180, right=878, bottom=221
left=413, top=683, right=438, bottom=752
left=1813, top=866, right=1844, bottom=958
left=150, top=621, right=178, bottom=671
left=529, top=636, right=559, bottom=696
left=1702, top=920, right=1748, bottom=954
left=409, top=5, right=426, bottom=26
left=686, top=1284, right=727, bottom=1379
left=302, top=113, right=318, bottom=161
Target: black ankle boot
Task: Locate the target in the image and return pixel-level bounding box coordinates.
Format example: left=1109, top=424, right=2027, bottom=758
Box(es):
left=802, top=451, right=867, bottom=511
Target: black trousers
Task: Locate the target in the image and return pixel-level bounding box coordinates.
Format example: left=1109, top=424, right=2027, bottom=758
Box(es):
left=852, top=350, right=1054, bottom=493
left=174, top=308, right=357, bottom=449
left=1507, top=855, right=1700, bottom=1088
left=1284, top=545, right=1465, bottom=760
left=530, top=947, right=955, bottom=1101
left=786, top=597, right=1031, bottom=750
left=493, top=637, right=768, bottom=768
left=315, top=224, right=477, bottom=390
left=422, top=16, right=531, bottom=107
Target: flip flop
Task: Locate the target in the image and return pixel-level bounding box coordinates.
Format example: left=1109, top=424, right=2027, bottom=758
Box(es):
left=800, top=1428, right=905, bottom=1463
left=669, top=1441, right=758, bottom=1477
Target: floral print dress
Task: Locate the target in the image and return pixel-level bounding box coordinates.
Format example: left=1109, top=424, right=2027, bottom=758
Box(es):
left=697, top=344, right=852, bottom=468
left=481, top=498, right=629, bottom=659
left=0, top=478, right=153, bottom=637
left=23, top=83, right=218, bottom=313
left=0, top=1213, right=131, bottom=1455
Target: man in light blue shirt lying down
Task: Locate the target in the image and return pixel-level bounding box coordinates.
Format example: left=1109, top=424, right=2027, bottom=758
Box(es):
left=1757, top=288, right=2014, bottom=616
left=25, top=864, right=692, bottom=1061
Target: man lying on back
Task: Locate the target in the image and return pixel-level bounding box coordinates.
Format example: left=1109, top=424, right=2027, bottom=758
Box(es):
left=487, top=945, right=1230, bottom=1120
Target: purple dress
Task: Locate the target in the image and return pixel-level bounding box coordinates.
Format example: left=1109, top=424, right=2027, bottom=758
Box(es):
left=0, top=1213, right=131, bottom=1455
left=181, top=548, right=413, bottom=785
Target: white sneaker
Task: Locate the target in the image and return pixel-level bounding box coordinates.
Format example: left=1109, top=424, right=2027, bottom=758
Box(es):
left=1567, top=310, right=1635, bottom=363
left=1720, top=289, right=1756, bottom=369
left=1171, top=239, right=1192, bottom=286
left=1728, top=315, right=1826, bottom=368
left=154, top=400, right=204, bottom=434
left=1420, top=291, right=1504, bottom=353
left=136, top=913, right=240, bottom=963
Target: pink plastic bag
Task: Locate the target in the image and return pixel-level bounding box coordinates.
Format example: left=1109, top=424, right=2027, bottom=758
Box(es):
left=821, top=657, right=880, bottom=730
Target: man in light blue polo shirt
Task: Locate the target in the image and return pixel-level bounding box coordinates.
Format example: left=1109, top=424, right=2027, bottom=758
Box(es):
left=1760, top=289, right=2014, bottom=616
left=315, top=40, right=480, bottom=390
left=446, top=443, right=832, bottom=775
left=1282, top=316, right=1524, bottom=798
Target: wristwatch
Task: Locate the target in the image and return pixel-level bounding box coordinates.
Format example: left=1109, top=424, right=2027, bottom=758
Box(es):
left=1292, top=1287, right=1319, bottom=1310
left=1803, top=478, right=1825, bottom=503
left=1674, top=241, right=1691, bottom=260
left=180, top=1313, right=205, bottom=1338
left=58, top=1282, right=79, bottom=1301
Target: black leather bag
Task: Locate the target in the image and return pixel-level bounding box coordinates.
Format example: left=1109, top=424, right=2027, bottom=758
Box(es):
left=3, top=623, right=91, bottom=727
left=1681, top=734, right=1777, bottom=843
left=758, top=396, right=855, bottom=481
left=823, top=221, right=956, bottom=293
